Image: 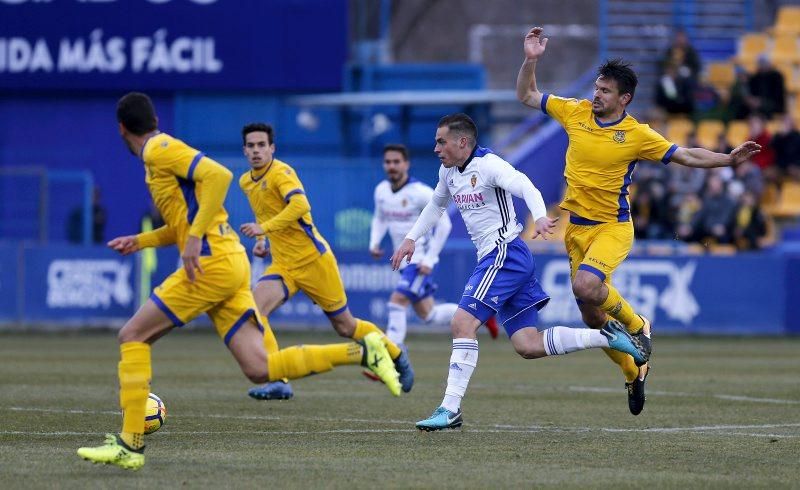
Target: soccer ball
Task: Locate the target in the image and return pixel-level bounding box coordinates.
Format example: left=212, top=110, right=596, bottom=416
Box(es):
left=144, top=393, right=167, bottom=434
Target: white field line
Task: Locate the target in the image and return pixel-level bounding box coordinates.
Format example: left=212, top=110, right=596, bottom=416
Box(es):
left=568, top=386, right=800, bottom=405
left=2, top=407, right=799, bottom=438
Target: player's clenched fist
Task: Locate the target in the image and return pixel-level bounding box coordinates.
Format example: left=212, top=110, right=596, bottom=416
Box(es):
left=390, top=238, right=416, bottom=271
left=240, top=222, right=265, bottom=238
left=107, top=235, right=140, bottom=255
left=253, top=239, right=270, bottom=258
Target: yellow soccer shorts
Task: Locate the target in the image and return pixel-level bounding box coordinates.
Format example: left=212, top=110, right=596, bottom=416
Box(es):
left=259, top=250, right=348, bottom=316
left=564, top=217, right=634, bottom=288
left=150, top=251, right=264, bottom=345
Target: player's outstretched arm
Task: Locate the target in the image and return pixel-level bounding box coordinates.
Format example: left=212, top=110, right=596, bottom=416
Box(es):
left=516, top=27, right=548, bottom=110
left=114, top=225, right=176, bottom=254
left=670, top=141, right=761, bottom=168
left=391, top=238, right=416, bottom=271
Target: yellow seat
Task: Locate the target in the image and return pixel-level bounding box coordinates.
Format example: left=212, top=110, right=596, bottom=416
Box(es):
left=737, top=33, right=769, bottom=65
left=766, top=181, right=800, bottom=219
left=770, top=34, right=800, bottom=64
left=726, top=120, right=750, bottom=147
left=709, top=244, right=737, bottom=255
left=705, top=62, right=735, bottom=92
left=767, top=117, right=785, bottom=136
left=666, top=117, right=694, bottom=147
left=696, top=120, right=725, bottom=149
left=774, top=6, right=800, bottom=36
left=774, top=62, right=800, bottom=95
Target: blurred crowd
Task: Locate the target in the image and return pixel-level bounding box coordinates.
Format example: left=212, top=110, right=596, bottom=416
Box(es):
left=631, top=32, right=800, bottom=251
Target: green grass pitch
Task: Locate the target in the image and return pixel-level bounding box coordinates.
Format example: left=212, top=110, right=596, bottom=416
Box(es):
left=1, top=330, right=798, bottom=488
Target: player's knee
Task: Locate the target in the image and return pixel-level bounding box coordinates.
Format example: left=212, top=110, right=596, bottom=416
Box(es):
left=117, top=322, right=145, bottom=344
left=572, top=274, right=601, bottom=302
left=330, top=316, right=355, bottom=337
left=581, top=309, right=607, bottom=329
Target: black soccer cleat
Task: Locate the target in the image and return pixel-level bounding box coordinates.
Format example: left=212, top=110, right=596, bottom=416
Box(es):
left=626, top=364, right=649, bottom=416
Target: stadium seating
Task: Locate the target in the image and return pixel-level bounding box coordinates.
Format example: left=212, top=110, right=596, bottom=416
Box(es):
left=769, top=34, right=800, bottom=64
left=765, top=181, right=800, bottom=219
left=696, top=119, right=725, bottom=149
left=772, top=5, right=800, bottom=36
left=666, top=117, right=694, bottom=147
left=737, top=33, right=769, bottom=66
left=705, top=61, right=736, bottom=93
left=725, top=120, right=749, bottom=147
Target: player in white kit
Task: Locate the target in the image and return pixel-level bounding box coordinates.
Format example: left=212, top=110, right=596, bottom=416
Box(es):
left=390, top=114, right=649, bottom=431
left=369, top=144, right=499, bottom=347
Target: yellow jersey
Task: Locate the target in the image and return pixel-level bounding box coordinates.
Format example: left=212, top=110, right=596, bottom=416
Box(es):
left=239, top=158, right=329, bottom=268
left=140, top=132, right=243, bottom=256
left=542, top=94, right=677, bottom=223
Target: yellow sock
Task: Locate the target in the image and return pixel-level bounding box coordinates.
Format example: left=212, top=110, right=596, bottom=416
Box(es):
left=600, top=284, right=645, bottom=334
left=261, top=317, right=280, bottom=354
left=352, top=318, right=401, bottom=359
left=119, top=342, right=151, bottom=450
left=267, top=343, right=362, bottom=381
left=602, top=348, right=640, bottom=383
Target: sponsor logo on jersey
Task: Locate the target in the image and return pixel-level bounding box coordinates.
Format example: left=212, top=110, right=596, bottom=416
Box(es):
left=468, top=302, right=477, bottom=310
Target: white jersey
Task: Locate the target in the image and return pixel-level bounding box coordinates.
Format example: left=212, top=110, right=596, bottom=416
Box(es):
left=370, top=177, right=451, bottom=269
left=406, top=146, right=547, bottom=260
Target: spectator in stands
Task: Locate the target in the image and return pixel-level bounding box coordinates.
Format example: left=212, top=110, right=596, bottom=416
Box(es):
left=727, top=65, right=754, bottom=121
left=732, top=190, right=768, bottom=250
left=667, top=132, right=706, bottom=209
left=660, top=29, right=702, bottom=84
left=683, top=174, right=737, bottom=244
left=772, top=114, right=800, bottom=180
left=733, top=159, right=765, bottom=198
left=632, top=180, right=672, bottom=239
left=748, top=56, right=786, bottom=118
left=655, top=62, right=694, bottom=115
left=67, top=186, right=107, bottom=244
left=748, top=114, right=776, bottom=172
left=675, top=192, right=702, bottom=241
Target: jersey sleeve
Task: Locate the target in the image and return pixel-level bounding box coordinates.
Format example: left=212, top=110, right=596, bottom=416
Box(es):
left=541, top=94, right=582, bottom=127
left=639, top=124, right=678, bottom=164
left=273, top=165, right=306, bottom=202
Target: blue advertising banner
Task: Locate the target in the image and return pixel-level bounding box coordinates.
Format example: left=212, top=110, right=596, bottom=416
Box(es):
left=0, top=0, right=347, bottom=91
left=0, top=242, right=20, bottom=322
left=265, top=250, right=788, bottom=335
left=22, top=244, right=136, bottom=323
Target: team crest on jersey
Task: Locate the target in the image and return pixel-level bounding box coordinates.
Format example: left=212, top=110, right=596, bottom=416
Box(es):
left=613, top=130, right=626, bottom=143
left=448, top=178, right=455, bottom=187
left=401, top=198, right=407, bottom=207
left=261, top=181, right=267, bottom=190
left=470, top=174, right=477, bottom=188
left=285, top=169, right=291, bottom=175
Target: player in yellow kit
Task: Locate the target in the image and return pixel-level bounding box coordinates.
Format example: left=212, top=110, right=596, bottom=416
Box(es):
left=238, top=123, right=414, bottom=400
left=516, top=27, right=761, bottom=415
left=76, top=94, right=401, bottom=471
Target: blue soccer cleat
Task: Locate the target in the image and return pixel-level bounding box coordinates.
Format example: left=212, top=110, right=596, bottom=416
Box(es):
left=416, top=406, right=463, bottom=431
left=600, top=320, right=649, bottom=366
left=393, top=344, right=415, bottom=393
left=248, top=380, right=294, bottom=400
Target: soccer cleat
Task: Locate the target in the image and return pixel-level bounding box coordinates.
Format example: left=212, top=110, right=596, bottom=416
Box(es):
left=633, top=315, right=652, bottom=364
left=416, top=406, right=463, bottom=431
left=393, top=344, right=415, bottom=393
left=362, top=332, right=402, bottom=396
left=77, top=434, right=145, bottom=470
left=248, top=380, right=294, bottom=400
left=626, top=363, right=649, bottom=416
left=484, top=316, right=499, bottom=339
left=600, top=319, right=648, bottom=366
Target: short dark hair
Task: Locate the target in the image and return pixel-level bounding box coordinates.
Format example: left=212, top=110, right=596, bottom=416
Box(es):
left=242, top=122, right=274, bottom=145
left=383, top=144, right=409, bottom=161
left=437, top=113, right=478, bottom=143
left=116, top=92, right=157, bottom=136
left=598, top=58, right=638, bottom=102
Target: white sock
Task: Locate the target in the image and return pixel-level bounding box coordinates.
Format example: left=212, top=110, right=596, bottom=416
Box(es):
left=424, top=303, right=458, bottom=325
left=441, top=338, right=478, bottom=412
left=386, top=303, right=407, bottom=345
left=542, top=326, right=609, bottom=356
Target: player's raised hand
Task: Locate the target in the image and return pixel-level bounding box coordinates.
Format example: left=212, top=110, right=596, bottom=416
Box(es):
left=369, top=247, right=384, bottom=259
left=729, top=141, right=762, bottom=166
left=182, top=235, right=204, bottom=282
left=523, top=27, right=548, bottom=61
left=107, top=235, right=140, bottom=255
left=253, top=239, right=269, bottom=258
left=390, top=238, right=416, bottom=271
left=240, top=222, right=265, bottom=238
left=531, top=215, right=559, bottom=240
